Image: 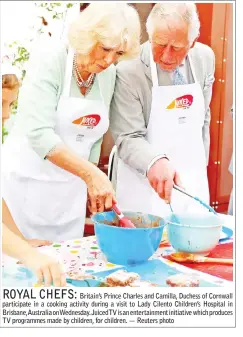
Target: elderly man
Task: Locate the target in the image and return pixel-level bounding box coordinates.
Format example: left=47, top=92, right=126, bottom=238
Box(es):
left=110, top=3, right=215, bottom=216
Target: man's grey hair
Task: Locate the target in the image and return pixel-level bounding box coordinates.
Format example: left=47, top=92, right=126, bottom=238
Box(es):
left=146, top=3, right=200, bottom=45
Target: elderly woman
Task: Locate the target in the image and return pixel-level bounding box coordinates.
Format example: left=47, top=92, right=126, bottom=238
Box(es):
left=2, top=3, right=140, bottom=241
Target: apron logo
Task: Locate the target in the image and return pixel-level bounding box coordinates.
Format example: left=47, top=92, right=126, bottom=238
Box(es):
left=72, top=114, right=101, bottom=129
left=166, top=95, right=193, bottom=110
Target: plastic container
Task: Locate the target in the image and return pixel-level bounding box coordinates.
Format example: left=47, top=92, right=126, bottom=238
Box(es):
left=92, top=211, right=165, bottom=265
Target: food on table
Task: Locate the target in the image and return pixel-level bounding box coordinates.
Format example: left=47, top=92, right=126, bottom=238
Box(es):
left=105, top=270, right=140, bottom=286
left=67, top=269, right=159, bottom=287
left=129, top=280, right=158, bottom=287
left=166, top=273, right=200, bottom=287
left=66, top=271, right=96, bottom=280
left=103, top=214, right=160, bottom=228
left=104, top=269, right=158, bottom=287
left=102, top=220, right=119, bottom=227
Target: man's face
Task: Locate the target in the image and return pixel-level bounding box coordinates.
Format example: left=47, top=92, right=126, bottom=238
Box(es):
left=151, top=18, right=192, bottom=72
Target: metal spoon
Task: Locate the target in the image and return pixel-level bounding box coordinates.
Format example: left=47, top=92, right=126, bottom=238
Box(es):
left=168, top=203, right=180, bottom=223
left=173, top=184, right=218, bottom=215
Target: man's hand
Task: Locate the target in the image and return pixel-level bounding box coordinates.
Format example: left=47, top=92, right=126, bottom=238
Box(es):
left=147, top=158, right=182, bottom=203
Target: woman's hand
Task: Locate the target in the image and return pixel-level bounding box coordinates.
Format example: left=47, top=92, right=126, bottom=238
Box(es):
left=46, top=145, right=116, bottom=213
left=22, top=251, right=66, bottom=287
left=85, top=167, right=116, bottom=214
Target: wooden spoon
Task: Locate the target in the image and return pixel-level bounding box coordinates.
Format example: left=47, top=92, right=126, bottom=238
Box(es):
left=170, top=252, right=233, bottom=265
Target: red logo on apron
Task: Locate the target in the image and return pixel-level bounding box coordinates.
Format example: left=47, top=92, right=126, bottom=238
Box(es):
left=166, top=95, right=193, bottom=109
left=72, top=114, right=101, bottom=127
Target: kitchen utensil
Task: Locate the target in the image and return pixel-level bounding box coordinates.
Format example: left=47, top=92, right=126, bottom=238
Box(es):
left=163, top=212, right=224, bottom=256
left=169, top=203, right=180, bottom=223
left=112, top=202, right=136, bottom=228
left=92, top=211, right=165, bottom=265
left=173, top=184, right=217, bottom=215
left=169, top=252, right=233, bottom=265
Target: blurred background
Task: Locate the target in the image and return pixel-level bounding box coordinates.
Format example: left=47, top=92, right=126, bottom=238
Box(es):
left=1, top=2, right=233, bottom=235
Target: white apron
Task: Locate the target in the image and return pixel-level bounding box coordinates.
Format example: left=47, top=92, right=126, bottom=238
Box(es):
left=116, top=50, right=209, bottom=217
left=2, top=47, right=109, bottom=241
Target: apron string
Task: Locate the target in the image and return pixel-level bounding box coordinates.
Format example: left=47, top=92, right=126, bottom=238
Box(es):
left=63, top=46, right=74, bottom=97
left=149, top=46, right=159, bottom=88
left=187, top=52, right=198, bottom=83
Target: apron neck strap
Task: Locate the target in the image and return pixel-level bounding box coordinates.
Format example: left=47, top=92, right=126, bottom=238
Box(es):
left=63, top=46, right=74, bottom=97
left=187, top=52, right=198, bottom=83
left=149, top=46, right=159, bottom=87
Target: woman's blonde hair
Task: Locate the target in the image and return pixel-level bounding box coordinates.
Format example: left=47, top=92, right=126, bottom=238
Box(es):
left=2, top=74, right=20, bottom=90
left=68, top=3, right=141, bottom=61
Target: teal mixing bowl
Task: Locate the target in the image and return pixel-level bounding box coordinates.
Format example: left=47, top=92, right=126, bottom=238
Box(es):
left=92, top=211, right=165, bottom=265
left=164, top=213, right=224, bottom=256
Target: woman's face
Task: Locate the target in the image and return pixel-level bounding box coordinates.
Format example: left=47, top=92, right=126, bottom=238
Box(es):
left=2, top=87, right=18, bottom=123
left=79, top=42, right=125, bottom=74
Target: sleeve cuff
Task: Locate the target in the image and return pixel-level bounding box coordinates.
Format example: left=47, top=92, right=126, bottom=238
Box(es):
left=146, top=154, right=169, bottom=176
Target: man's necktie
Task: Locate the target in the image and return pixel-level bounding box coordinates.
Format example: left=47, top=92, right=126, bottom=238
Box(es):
left=172, top=67, right=186, bottom=85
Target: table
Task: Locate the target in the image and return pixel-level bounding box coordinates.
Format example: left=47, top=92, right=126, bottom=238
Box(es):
left=2, top=215, right=234, bottom=287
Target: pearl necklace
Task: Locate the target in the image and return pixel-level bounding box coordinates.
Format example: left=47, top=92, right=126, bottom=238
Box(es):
left=73, top=54, right=95, bottom=88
